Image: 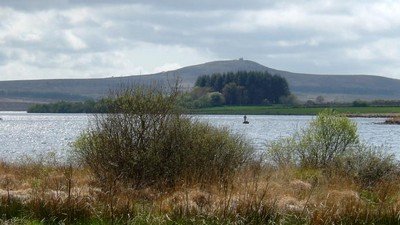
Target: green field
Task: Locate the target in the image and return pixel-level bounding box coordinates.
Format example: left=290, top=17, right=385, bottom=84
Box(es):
left=190, top=105, right=400, bottom=116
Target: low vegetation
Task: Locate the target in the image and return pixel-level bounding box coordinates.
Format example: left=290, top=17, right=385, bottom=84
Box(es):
left=267, top=110, right=359, bottom=168
left=3, top=84, right=400, bottom=224
left=28, top=101, right=400, bottom=116
left=191, top=105, right=400, bottom=116
left=267, top=109, right=398, bottom=187
left=385, top=116, right=400, bottom=125
left=74, top=84, right=253, bottom=189
left=27, top=99, right=113, bottom=113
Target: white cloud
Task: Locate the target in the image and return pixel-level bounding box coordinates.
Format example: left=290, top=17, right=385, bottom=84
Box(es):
left=346, top=39, right=400, bottom=61
left=0, top=41, right=214, bottom=80
left=153, top=63, right=182, bottom=73
left=64, top=30, right=87, bottom=50
left=0, top=0, right=400, bottom=80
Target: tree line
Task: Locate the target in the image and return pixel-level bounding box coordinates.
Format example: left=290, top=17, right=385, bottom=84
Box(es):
left=27, top=99, right=113, bottom=113
left=195, top=71, right=290, bottom=105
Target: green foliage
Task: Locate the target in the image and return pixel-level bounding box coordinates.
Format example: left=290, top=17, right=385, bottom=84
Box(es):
left=74, top=83, right=253, bottom=188
left=208, top=92, right=225, bottom=106
left=177, top=90, right=225, bottom=109
left=195, top=71, right=290, bottom=105
left=315, top=95, right=324, bottom=104
left=267, top=136, right=300, bottom=168
left=28, top=99, right=114, bottom=113
left=268, top=109, right=359, bottom=168
left=353, top=100, right=369, bottom=107
left=279, top=94, right=300, bottom=106
left=191, top=105, right=400, bottom=115
left=339, top=145, right=398, bottom=187
left=299, top=109, right=358, bottom=167
left=0, top=196, right=92, bottom=224
left=221, top=82, right=243, bottom=105
left=266, top=109, right=398, bottom=186
left=371, top=99, right=400, bottom=106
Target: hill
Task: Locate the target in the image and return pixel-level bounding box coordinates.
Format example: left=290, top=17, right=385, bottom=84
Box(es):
left=1, top=59, right=400, bottom=110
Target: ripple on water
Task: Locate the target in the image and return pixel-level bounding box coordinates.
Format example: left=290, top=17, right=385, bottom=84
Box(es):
left=1, top=112, right=400, bottom=162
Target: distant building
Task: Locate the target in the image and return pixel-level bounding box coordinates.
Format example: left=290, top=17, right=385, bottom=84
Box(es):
left=239, top=57, right=243, bottom=61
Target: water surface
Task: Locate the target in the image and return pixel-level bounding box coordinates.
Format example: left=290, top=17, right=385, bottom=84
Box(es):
left=0, top=112, right=399, bottom=162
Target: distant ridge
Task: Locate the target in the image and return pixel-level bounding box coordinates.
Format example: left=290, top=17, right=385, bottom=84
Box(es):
left=1, top=59, right=400, bottom=110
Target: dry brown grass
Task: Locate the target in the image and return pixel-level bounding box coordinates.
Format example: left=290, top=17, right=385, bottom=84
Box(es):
left=0, top=161, right=400, bottom=224
left=385, top=116, right=400, bottom=125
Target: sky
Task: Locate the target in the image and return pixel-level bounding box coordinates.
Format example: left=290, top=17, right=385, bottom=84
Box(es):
left=1, top=0, right=400, bottom=81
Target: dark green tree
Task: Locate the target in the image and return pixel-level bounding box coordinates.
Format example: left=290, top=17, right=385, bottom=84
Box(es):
left=195, top=71, right=290, bottom=105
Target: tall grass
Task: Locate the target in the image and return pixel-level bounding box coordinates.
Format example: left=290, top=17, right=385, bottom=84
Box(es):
left=0, top=156, right=400, bottom=224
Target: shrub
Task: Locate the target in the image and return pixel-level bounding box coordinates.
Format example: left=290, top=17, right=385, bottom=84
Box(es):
left=279, top=94, right=300, bottom=106
left=352, top=100, right=369, bottom=107
left=267, top=136, right=300, bottom=168
left=267, top=109, right=358, bottom=168
left=266, top=109, right=398, bottom=186
left=208, top=92, right=225, bottom=106
left=298, top=109, right=358, bottom=167
left=74, top=83, right=253, bottom=189
left=339, top=144, right=398, bottom=187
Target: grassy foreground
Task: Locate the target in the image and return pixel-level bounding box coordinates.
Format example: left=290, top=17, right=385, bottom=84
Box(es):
left=1, top=160, right=400, bottom=225
left=190, top=105, right=400, bottom=116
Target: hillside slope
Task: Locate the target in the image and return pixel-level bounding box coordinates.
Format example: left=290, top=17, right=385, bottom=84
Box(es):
left=1, top=59, right=400, bottom=110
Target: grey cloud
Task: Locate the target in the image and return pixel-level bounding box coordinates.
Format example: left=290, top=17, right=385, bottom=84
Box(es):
left=1, top=0, right=400, bottom=80
left=0, top=0, right=275, bottom=11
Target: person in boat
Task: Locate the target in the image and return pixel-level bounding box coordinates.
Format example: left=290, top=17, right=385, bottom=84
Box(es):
left=243, top=115, right=249, bottom=124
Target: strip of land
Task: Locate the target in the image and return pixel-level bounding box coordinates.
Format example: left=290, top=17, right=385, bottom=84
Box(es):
left=189, top=105, right=400, bottom=117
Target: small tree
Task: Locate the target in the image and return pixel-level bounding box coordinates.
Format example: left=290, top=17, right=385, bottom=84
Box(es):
left=315, top=96, right=324, bottom=104
left=267, top=109, right=397, bottom=186
left=299, top=109, right=358, bottom=167
left=352, top=100, right=369, bottom=107
left=222, top=82, right=239, bottom=105
left=279, top=94, right=300, bottom=106
left=208, top=92, right=225, bottom=106
left=267, top=109, right=358, bottom=168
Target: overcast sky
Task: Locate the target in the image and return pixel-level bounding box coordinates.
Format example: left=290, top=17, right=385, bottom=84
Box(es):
left=1, top=0, right=400, bottom=81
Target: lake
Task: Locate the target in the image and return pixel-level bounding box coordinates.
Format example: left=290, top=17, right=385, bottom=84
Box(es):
left=0, top=111, right=399, bottom=162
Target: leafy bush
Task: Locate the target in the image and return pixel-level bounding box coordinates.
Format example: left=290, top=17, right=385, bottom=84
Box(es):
left=298, top=109, right=358, bottom=167
left=74, top=83, right=253, bottom=188
left=208, top=92, right=225, bottom=106
left=268, top=109, right=358, bottom=168
left=352, top=100, right=369, bottom=107
left=279, top=94, right=300, bottom=106
left=266, top=109, right=398, bottom=186
left=339, top=145, right=398, bottom=187
left=267, top=136, right=300, bottom=168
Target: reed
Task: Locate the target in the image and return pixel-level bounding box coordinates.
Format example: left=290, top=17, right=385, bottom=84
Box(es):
left=0, top=159, right=399, bottom=224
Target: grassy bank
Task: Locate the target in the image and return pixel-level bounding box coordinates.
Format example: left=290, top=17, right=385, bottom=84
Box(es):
left=0, top=159, right=400, bottom=224
left=189, top=105, right=400, bottom=116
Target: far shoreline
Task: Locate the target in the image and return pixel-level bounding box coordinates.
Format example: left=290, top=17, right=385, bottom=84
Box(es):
left=3, top=107, right=400, bottom=118
left=188, top=105, right=400, bottom=118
